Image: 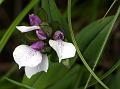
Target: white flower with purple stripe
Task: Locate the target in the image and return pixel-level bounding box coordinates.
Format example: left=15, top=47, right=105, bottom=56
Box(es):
left=13, top=41, right=48, bottom=78
left=49, top=31, right=76, bottom=62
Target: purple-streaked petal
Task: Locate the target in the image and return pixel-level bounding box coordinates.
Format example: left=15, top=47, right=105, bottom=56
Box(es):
left=13, top=45, right=42, bottom=68
left=49, top=40, right=76, bottom=62
left=29, top=14, right=41, bottom=26
left=16, top=26, right=40, bottom=32
left=53, top=31, right=64, bottom=40
left=25, top=54, right=49, bottom=78
left=30, top=41, right=45, bottom=51
left=36, top=29, right=47, bottom=40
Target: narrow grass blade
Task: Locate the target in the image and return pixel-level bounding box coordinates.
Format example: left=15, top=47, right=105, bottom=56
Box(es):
left=67, top=0, right=109, bottom=88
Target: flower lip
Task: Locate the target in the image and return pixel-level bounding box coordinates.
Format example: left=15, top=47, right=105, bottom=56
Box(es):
left=29, top=14, right=41, bottom=26
left=25, top=54, right=49, bottom=78
left=13, top=45, right=42, bottom=68
left=53, top=31, right=64, bottom=40
left=30, top=41, right=45, bottom=51
left=36, top=29, right=47, bottom=40
left=49, top=40, right=76, bottom=62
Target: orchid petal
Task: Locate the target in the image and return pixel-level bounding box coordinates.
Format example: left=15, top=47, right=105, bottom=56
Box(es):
left=53, top=31, right=64, bottom=40
left=29, top=14, right=42, bottom=26
left=16, top=26, right=40, bottom=32
left=25, top=54, right=48, bottom=78
left=49, top=40, right=76, bottom=62
left=13, top=45, right=42, bottom=68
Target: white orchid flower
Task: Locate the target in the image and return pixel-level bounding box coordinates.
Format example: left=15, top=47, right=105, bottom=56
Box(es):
left=49, top=31, right=76, bottom=62
left=13, top=44, right=48, bottom=78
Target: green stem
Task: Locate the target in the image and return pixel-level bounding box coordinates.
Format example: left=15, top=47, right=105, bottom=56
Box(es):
left=88, top=58, right=120, bottom=87
left=4, top=77, right=35, bottom=89
left=84, top=4, right=120, bottom=89
left=67, top=0, right=109, bottom=89
left=102, top=0, right=118, bottom=19
left=48, top=0, right=53, bottom=23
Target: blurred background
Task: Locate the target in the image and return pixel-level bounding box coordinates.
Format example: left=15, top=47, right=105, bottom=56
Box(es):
left=0, top=0, right=120, bottom=89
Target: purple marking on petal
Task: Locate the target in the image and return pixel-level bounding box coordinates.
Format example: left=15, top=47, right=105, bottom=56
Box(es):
left=29, top=14, right=41, bottom=26
left=53, top=31, right=64, bottom=40
left=30, top=41, right=45, bottom=51
left=36, top=29, right=47, bottom=40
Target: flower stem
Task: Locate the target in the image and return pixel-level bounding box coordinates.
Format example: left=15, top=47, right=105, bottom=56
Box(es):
left=85, top=3, right=120, bottom=89
left=67, top=0, right=109, bottom=89
left=102, top=0, right=118, bottom=19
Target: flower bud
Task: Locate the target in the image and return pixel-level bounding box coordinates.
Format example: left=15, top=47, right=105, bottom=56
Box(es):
left=53, top=31, right=64, bottom=40
left=36, top=29, right=47, bottom=40
left=29, top=14, right=41, bottom=26
left=30, top=41, right=45, bottom=51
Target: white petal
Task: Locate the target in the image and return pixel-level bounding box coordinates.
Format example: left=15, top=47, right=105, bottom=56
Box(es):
left=13, top=45, right=42, bottom=68
left=25, top=54, right=49, bottom=78
left=16, top=26, right=40, bottom=32
left=49, top=40, right=76, bottom=62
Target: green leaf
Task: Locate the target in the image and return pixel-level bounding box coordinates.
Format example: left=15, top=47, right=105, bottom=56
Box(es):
left=88, top=57, right=120, bottom=87
left=75, top=15, right=119, bottom=67
left=76, top=16, right=113, bottom=53
left=0, top=30, right=5, bottom=40
left=82, top=18, right=113, bottom=66
left=0, top=81, right=16, bottom=89
left=41, top=0, right=71, bottom=41
left=67, top=0, right=109, bottom=88
left=109, top=70, right=120, bottom=89
left=76, top=6, right=120, bottom=88
left=0, top=0, right=40, bottom=53
left=47, top=65, right=80, bottom=89
left=4, top=77, right=34, bottom=89
left=37, top=8, right=48, bottom=22
left=22, top=62, right=69, bottom=89
left=76, top=6, right=120, bottom=68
